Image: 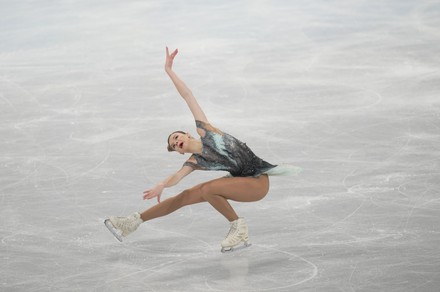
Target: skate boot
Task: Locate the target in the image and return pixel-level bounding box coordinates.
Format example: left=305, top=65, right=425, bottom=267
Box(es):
left=221, top=217, right=251, bottom=253
left=104, top=212, right=143, bottom=242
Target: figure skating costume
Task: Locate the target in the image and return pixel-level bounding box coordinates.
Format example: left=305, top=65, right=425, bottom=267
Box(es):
left=182, top=120, right=277, bottom=177
left=183, top=120, right=302, bottom=178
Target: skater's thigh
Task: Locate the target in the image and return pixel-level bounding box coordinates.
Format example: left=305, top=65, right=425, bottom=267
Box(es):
left=200, top=175, right=269, bottom=202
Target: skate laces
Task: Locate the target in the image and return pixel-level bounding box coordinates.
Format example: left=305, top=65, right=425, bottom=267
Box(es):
left=225, top=221, right=238, bottom=238
left=117, top=213, right=140, bottom=230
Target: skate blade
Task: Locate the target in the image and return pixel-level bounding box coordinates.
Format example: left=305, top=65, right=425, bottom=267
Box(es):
left=104, top=219, right=123, bottom=242
left=221, top=242, right=252, bottom=253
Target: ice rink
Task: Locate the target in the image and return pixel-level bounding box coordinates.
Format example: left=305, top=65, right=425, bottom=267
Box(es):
left=1, top=0, right=440, bottom=291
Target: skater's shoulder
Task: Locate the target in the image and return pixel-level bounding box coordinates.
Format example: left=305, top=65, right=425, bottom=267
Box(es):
left=195, top=120, right=223, bottom=136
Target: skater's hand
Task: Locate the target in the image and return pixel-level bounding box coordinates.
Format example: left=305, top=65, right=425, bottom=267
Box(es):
left=165, top=47, right=178, bottom=72
left=143, top=183, right=164, bottom=203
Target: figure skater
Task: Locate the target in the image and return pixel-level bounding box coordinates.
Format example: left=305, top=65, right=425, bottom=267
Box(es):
left=105, top=47, right=302, bottom=252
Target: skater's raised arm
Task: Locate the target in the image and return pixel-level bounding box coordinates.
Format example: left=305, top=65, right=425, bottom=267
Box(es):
left=142, top=165, right=193, bottom=203
left=165, top=47, right=208, bottom=124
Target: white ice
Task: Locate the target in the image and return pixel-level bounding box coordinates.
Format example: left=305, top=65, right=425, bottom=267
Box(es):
left=1, top=0, right=440, bottom=291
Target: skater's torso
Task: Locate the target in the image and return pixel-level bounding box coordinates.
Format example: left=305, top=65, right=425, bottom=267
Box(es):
left=183, top=120, right=276, bottom=177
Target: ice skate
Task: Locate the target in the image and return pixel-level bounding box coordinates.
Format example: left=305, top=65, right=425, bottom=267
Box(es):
left=221, top=217, right=252, bottom=253
left=104, top=212, right=143, bottom=242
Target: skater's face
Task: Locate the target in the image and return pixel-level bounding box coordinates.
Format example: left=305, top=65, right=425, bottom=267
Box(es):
left=167, top=131, right=191, bottom=154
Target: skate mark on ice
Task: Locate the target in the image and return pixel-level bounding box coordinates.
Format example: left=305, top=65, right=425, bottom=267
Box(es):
left=0, top=91, right=16, bottom=111
left=255, top=245, right=318, bottom=289
left=100, top=259, right=188, bottom=289
left=205, top=244, right=318, bottom=291
left=0, top=77, right=43, bottom=108
left=76, top=148, right=111, bottom=179
left=139, top=225, right=212, bottom=252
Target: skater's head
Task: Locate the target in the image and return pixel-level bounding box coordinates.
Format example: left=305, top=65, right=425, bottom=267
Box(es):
left=167, top=130, right=192, bottom=154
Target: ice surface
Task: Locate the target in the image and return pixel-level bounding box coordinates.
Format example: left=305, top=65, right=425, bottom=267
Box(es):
left=1, top=0, right=439, bottom=291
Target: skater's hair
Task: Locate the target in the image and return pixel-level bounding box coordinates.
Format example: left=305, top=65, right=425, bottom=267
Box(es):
left=167, top=130, right=186, bottom=152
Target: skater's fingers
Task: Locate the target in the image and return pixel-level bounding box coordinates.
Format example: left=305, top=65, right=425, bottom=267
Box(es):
left=171, top=48, right=178, bottom=57
left=143, top=192, right=154, bottom=200
left=166, top=47, right=178, bottom=59
left=143, top=192, right=158, bottom=201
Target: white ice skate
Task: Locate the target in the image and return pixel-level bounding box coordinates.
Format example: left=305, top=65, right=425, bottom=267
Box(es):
left=221, top=217, right=252, bottom=253
left=104, top=212, right=143, bottom=242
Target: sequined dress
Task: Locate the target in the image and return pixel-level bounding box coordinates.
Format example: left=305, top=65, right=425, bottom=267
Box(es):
left=183, top=120, right=301, bottom=177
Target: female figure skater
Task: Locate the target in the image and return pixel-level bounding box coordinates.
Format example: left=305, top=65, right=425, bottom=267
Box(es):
left=105, top=47, right=300, bottom=252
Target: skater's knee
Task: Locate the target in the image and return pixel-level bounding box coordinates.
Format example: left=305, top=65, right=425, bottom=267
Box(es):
left=175, top=189, right=191, bottom=205
left=176, top=189, right=204, bottom=206
left=199, top=182, right=214, bottom=199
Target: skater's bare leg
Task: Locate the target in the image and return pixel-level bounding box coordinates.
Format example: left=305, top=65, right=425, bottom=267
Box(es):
left=140, top=175, right=269, bottom=222
left=140, top=186, right=205, bottom=221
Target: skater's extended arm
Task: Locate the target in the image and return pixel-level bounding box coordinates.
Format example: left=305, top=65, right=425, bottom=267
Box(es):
left=165, top=47, right=208, bottom=124
left=143, top=165, right=193, bottom=203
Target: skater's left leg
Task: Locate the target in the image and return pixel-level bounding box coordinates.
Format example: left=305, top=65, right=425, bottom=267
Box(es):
left=197, top=175, right=270, bottom=251
left=199, top=174, right=270, bottom=221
